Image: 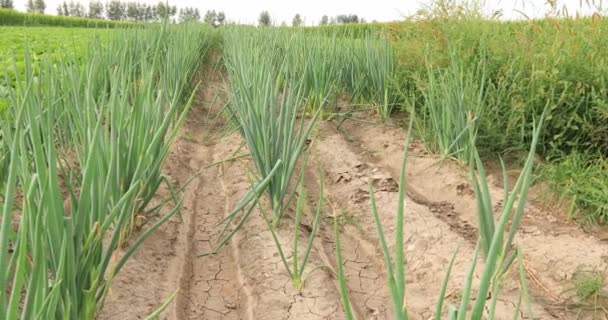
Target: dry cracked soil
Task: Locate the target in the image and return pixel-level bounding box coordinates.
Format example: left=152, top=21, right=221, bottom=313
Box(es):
left=99, top=63, right=608, bottom=320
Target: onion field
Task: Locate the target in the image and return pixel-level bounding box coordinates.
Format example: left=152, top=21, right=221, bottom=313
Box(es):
left=1, top=16, right=607, bottom=320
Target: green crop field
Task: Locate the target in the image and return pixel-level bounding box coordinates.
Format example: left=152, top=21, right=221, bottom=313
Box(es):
left=0, top=26, right=108, bottom=112
left=1, top=5, right=607, bottom=320
left=0, top=8, right=134, bottom=28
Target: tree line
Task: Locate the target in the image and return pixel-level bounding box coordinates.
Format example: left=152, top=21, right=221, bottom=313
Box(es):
left=0, top=0, right=226, bottom=24
left=0, top=1, right=369, bottom=26
left=56, top=1, right=226, bottom=23
left=259, top=11, right=368, bottom=27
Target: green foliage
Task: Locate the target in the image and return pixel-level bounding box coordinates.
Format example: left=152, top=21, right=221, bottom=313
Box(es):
left=302, top=22, right=385, bottom=38
left=542, top=153, right=608, bottom=223
left=0, top=26, right=105, bottom=92
left=354, top=17, right=608, bottom=222
left=0, top=24, right=213, bottom=319
left=366, top=117, right=414, bottom=319
left=259, top=167, right=325, bottom=290
left=258, top=28, right=396, bottom=118
left=572, top=270, right=604, bottom=300
left=219, top=27, right=321, bottom=232
left=0, top=8, right=135, bottom=27
left=385, top=18, right=608, bottom=157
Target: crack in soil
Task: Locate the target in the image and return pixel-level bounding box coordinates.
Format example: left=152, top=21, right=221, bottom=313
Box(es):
left=100, top=62, right=605, bottom=320
left=337, top=116, right=608, bottom=319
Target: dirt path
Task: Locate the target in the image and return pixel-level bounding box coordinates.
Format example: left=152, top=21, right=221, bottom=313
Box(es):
left=335, top=115, right=608, bottom=319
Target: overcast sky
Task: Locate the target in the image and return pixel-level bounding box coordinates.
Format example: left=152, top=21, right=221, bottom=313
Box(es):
left=11, top=0, right=603, bottom=25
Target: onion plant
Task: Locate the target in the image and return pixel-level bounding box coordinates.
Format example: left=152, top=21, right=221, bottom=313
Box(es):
left=345, top=38, right=396, bottom=120
left=0, top=24, right=211, bottom=320
left=462, top=111, right=545, bottom=319
left=364, top=38, right=397, bottom=121
left=415, top=51, right=487, bottom=161
left=334, top=113, right=544, bottom=319
left=259, top=165, right=325, bottom=290
left=283, top=33, right=342, bottom=115
left=222, top=28, right=397, bottom=121
left=219, top=29, right=321, bottom=240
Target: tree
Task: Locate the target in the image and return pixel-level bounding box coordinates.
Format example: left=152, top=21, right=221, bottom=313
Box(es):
left=156, top=2, right=176, bottom=21
left=136, top=3, right=147, bottom=21
left=33, top=0, right=45, bottom=13
left=62, top=1, right=68, bottom=15
left=88, top=1, right=103, bottom=19
left=336, top=14, right=360, bottom=24
left=142, top=4, right=156, bottom=22
left=26, top=0, right=35, bottom=13
left=292, top=13, right=302, bottom=27
left=258, top=10, right=271, bottom=26
left=168, top=5, right=177, bottom=20
left=179, top=7, right=200, bottom=23
left=126, top=1, right=139, bottom=20
left=155, top=1, right=167, bottom=20
left=319, top=15, right=328, bottom=25
left=57, top=3, right=63, bottom=15
left=68, top=1, right=85, bottom=17
left=106, top=0, right=125, bottom=20
left=0, top=0, right=14, bottom=9
left=203, top=9, right=216, bottom=24
left=216, top=11, right=225, bottom=25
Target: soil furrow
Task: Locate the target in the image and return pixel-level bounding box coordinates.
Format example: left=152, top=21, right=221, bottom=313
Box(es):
left=215, top=133, right=346, bottom=320
left=338, top=116, right=608, bottom=319
left=308, top=121, right=555, bottom=319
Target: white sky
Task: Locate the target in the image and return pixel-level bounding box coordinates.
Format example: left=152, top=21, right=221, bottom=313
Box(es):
left=11, top=0, right=605, bottom=25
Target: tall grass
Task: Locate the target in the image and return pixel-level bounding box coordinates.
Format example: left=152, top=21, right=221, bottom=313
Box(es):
left=370, top=17, right=608, bottom=221
left=0, top=24, right=212, bottom=319
left=542, top=152, right=608, bottom=223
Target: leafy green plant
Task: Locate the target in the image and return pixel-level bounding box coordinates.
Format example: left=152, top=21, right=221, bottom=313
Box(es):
left=353, top=38, right=397, bottom=120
